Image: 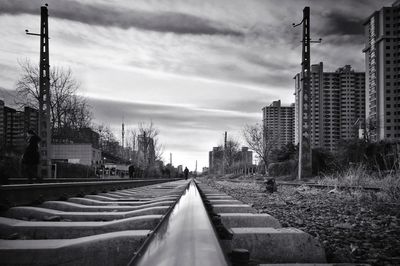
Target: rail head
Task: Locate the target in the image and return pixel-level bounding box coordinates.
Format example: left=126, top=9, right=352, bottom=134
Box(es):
left=129, top=180, right=229, bottom=266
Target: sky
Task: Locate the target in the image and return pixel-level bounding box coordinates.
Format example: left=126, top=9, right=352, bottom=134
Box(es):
left=0, top=0, right=394, bottom=170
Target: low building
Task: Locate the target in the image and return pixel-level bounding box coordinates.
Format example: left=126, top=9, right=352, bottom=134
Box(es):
left=231, top=147, right=255, bottom=175
left=209, top=146, right=223, bottom=174
left=177, top=165, right=183, bottom=174
left=51, top=144, right=101, bottom=166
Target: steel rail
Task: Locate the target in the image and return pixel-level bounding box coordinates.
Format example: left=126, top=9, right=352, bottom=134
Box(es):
left=129, top=180, right=229, bottom=266
left=276, top=181, right=381, bottom=191
left=227, top=179, right=381, bottom=191
left=4, top=178, right=176, bottom=185
left=0, top=179, right=180, bottom=209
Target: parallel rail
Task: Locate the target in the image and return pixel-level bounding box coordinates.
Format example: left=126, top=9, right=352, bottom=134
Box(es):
left=277, top=181, right=381, bottom=191
left=4, top=178, right=159, bottom=185
left=0, top=178, right=180, bottom=209
left=227, top=179, right=381, bottom=191
left=0, top=180, right=188, bottom=265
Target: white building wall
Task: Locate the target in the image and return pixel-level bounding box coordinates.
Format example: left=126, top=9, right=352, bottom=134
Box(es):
left=51, top=144, right=101, bottom=166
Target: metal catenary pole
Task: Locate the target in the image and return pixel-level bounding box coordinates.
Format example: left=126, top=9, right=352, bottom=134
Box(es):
left=26, top=4, right=52, bottom=178
left=293, top=7, right=321, bottom=180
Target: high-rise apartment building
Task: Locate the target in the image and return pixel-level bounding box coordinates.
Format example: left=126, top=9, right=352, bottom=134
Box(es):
left=363, top=0, right=400, bottom=141
left=294, top=63, right=365, bottom=152
left=1, top=103, right=39, bottom=154
left=262, top=100, right=295, bottom=150
left=0, top=100, right=4, bottom=153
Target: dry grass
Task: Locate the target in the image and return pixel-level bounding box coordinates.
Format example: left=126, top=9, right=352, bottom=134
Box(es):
left=318, top=164, right=400, bottom=201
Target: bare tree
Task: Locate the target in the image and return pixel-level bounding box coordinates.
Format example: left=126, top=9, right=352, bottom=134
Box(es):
left=243, top=123, right=277, bottom=174
left=137, top=122, right=164, bottom=170
left=127, top=129, right=138, bottom=151
left=223, top=137, right=241, bottom=173
left=95, top=124, right=116, bottom=152
left=15, top=59, right=92, bottom=131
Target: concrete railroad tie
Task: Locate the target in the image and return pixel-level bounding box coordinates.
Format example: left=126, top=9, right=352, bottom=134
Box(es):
left=0, top=180, right=189, bottom=266
left=197, top=183, right=329, bottom=264
left=0, top=180, right=365, bottom=266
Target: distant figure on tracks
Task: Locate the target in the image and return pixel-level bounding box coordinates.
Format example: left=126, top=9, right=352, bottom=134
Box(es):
left=184, top=167, right=189, bottom=180
left=21, top=129, right=42, bottom=183
left=128, top=164, right=135, bottom=179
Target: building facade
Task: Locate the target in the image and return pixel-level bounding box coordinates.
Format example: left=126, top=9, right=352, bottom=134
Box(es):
left=51, top=144, right=102, bottom=166
left=262, top=100, right=295, bottom=150
left=209, top=146, right=223, bottom=174
left=137, top=134, right=156, bottom=166
left=295, top=63, right=365, bottom=151
left=363, top=0, right=400, bottom=141
left=208, top=146, right=254, bottom=175
left=1, top=102, right=39, bottom=155
left=0, top=100, right=5, bottom=153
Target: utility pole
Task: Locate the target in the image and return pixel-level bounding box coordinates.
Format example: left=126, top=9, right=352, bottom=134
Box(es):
left=121, top=119, right=125, bottom=159
left=222, top=131, right=227, bottom=175
left=293, top=7, right=321, bottom=180
left=26, top=4, right=51, bottom=178
left=170, top=153, right=172, bottom=165
left=122, top=119, right=125, bottom=149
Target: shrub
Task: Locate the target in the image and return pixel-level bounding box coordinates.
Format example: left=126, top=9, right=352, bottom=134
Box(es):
left=268, top=159, right=297, bottom=177
left=336, top=139, right=399, bottom=172
left=312, top=148, right=336, bottom=175
left=0, top=156, right=21, bottom=183
left=380, top=174, right=400, bottom=201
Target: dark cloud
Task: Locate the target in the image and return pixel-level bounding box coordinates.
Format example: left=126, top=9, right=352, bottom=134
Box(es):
left=0, top=87, right=19, bottom=108
left=318, top=11, right=364, bottom=36
left=0, top=0, right=242, bottom=36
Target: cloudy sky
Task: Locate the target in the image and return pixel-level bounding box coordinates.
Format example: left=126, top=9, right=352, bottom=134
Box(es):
left=0, top=0, right=393, bottom=170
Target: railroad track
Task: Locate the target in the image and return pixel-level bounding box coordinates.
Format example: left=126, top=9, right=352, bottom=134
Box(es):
left=4, top=178, right=165, bottom=185
left=0, top=179, right=362, bottom=265
left=227, top=179, right=381, bottom=191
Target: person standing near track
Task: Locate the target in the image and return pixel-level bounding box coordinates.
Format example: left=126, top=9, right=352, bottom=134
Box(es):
left=21, top=129, right=42, bottom=183
left=184, top=167, right=189, bottom=180
left=128, top=164, right=135, bottom=179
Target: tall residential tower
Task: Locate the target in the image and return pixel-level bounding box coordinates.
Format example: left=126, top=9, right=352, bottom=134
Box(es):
left=295, top=63, right=365, bottom=151
left=262, top=100, right=295, bottom=150
left=363, top=0, right=400, bottom=141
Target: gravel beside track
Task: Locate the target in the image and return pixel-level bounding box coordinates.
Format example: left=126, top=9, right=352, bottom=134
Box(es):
left=203, top=178, right=400, bottom=266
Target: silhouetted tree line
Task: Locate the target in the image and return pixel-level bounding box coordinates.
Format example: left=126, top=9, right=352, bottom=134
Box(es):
left=266, top=140, right=399, bottom=177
